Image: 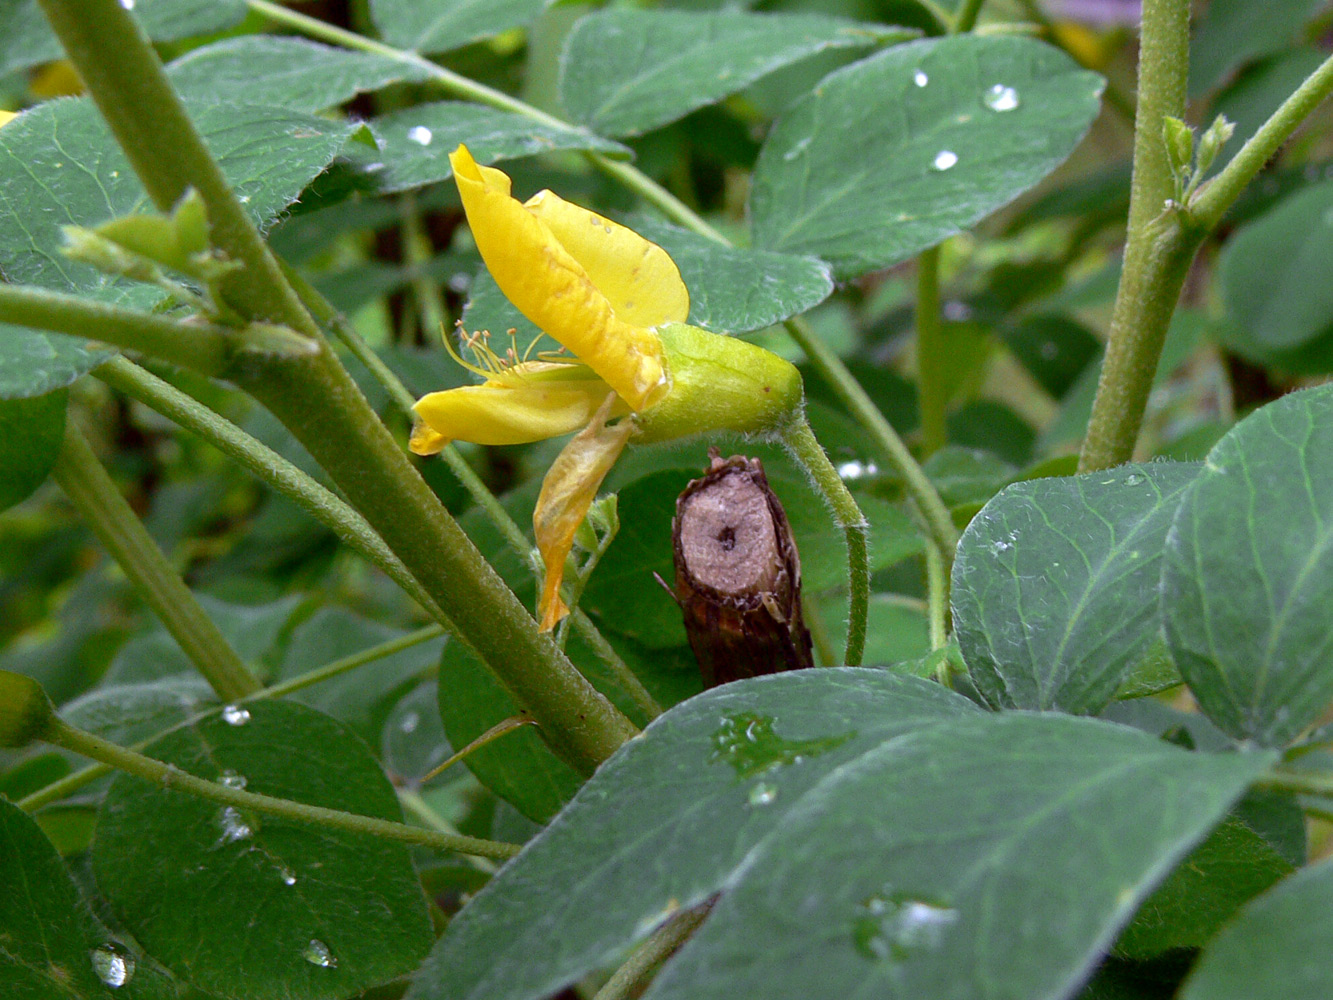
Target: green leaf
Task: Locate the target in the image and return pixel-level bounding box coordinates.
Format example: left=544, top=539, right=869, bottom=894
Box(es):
left=1179, top=858, right=1333, bottom=999
left=0, top=797, right=141, bottom=997
left=0, top=97, right=363, bottom=294
left=1188, top=0, right=1325, bottom=97
left=0, top=332, right=112, bottom=400
left=1163, top=384, right=1333, bottom=746
left=1002, top=313, right=1102, bottom=399
left=0, top=0, right=246, bottom=76
left=369, top=0, right=544, bottom=55
left=436, top=640, right=583, bottom=824
left=363, top=102, right=629, bottom=194
left=1116, top=817, right=1292, bottom=959
left=1218, top=179, right=1333, bottom=356
left=643, top=715, right=1271, bottom=1000
left=627, top=215, right=833, bottom=333
left=93, top=700, right=433, bottom=1000
left=165, top=36, right=433, bottom=113
left=407, top=668, right=979, bottom=1000
left=749, top=34, right=1104, bottom=278
left=952, top=462, right=1199, bottom=714
left=62, top=678, right=213, bottom=751
left=0, top=388, right=65, bottom=512
left=558, top=10, right=912, bottom=137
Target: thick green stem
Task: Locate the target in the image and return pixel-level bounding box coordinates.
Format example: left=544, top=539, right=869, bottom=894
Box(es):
left=926, top=544, right=948, bottom=652
left=953, top=0, right=986, bottom=33
left=0, top=284, right=311, bottom=375
left=44, top=0, right=636, bottom=772
left=1192, top=51, right=1333, bottom=230
left=45, top=717, right=519, bottom=860
left=781, top=417, right=869, bottom=666
left=592, top=905, right=712, bottom=1000
left=51, top=422, right=261, bottom=701
left=783, top=317, right=959, bottom=569
left=914, top=246, right=947, bottom=456
left=96, top=357, right=453, bottom=627
left=1078, top=0, right=1190, bottom=471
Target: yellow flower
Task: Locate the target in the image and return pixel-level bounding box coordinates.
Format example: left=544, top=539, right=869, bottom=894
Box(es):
left=412, top=145, right=801, bottom=630
left=0, top=111, right=16, bottom=129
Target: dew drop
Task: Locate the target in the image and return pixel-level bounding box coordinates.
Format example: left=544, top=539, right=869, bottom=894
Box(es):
left=782, top=135, right=813, bottom=161
left=837, top=460, right=879, bottom=481
left=303, top=939, right=337, bottom=968
left=218, top=770, right=247, bottom=790
left=932, top=150, right=958, bottom=171
left=91, top=944, right=135, bottom=988
left=217, top=806, right=254, bottom=844
left=119, top=0, right=136, bottom=9
left=399, top=711, right=420, bottom=734
left=1124, top=473, right=1144, bottom=486
left=913, top=70, right=929, bottom=87
left=748, top=781, right=778, bottom=807
left=991, top=540, right=1011, bottom=554
left=221, top=704, right=250, bottom=726
left=983, top=84, right=1019, bottom=112
left=406, top=125, right=433, bottom=146
left=279, top=866, right=298, bottom=886
left=853, top=894, right=958, bottom=962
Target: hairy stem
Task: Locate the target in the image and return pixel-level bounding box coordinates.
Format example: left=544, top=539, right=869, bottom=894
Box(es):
left=51, top=422, right=261, bottom=701
left=592, top=905, right=712, bottom=1000
left=96, top=357, right=454, bottom=628
left=43, top=0, right=637, bottom=772
left=781, top=417, right=869, bottom=666
left=46, top=717, right=519, bottom=860
left=0, top=283, right=311, bottom=375
left=784, top=317, right=959, bottom=570
left=914, top=246, right=947, bottom=456
left=1078, top=0, right=1190, bottom=471
left=926, top=544, right=949, bottom=652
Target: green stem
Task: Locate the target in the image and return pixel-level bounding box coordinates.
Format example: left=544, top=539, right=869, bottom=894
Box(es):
left=0, top=283, right=311, bottom=376
left=45, top=717, right=519, bottom=860
left=1257, top=769, right=1333, bottom=799
left=926, top=544, right=948, bottom=652
left=592, top=905, right=712, bottom=1000
left=1192, top=51, right=1333, bottom=230
left=44, top=0, right=637, bottom=773
left=51, top=422, right=261, bottom=701
left=914, top=246, right=947, bottom=456
left=96, top=357, right=454, bottom=628
left=783, top=317, right=959, bottom=569
left=781, top=417, right=869, bottom=666
left=290, top=269, right=662, bottom=719
left=1078, top=0, right=1192, bottom=472
left=953, top=0, right=986, bottom=33
left=397, top=789, right=498, bottom=873
left=20, top=624, right=448, bottom=812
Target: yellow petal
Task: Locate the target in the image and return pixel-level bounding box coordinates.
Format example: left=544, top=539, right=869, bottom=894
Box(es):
left=449, top=145, right=667, bottom=411
left=523, top=189, right=689, bottom=329
left=533, top=395, right=634, bottom=631
left=411, top=378, right=627, bottom=449
left=0, top=111, right=15, bottom=129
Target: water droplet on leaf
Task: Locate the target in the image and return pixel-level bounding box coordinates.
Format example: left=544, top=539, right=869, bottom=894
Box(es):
left=303, top=939, right=337, bottom=968
left=748, top=781, right=778, bottom=806
left=91, top=944, right=135, bottom=987
left=216, top=806, right=254, bottom=844
left=407, top=125, right=433, bottom=146
left=913, top=70, right=928, bottom=87
left=853, top=893, right=958, bottom=962
left=218, top=770, right=247, bottom=790
left=221, top=704, right=250, bottom=726
left=711, top=712, right=854, bottom=778
left=279, top=866, right=298, bottom=886
left=983, top=84, right=1019, bottom=111
left=932, top=150, right=958, bottom=171
left=1124, top=473, right=1144, bottom=486
left=399, top=711, right=420, bottom=734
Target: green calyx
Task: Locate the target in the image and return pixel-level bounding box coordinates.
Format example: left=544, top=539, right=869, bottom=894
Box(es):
left=635, top=323, right=803, bottom=444
left=0, top=670, right=56, bottom=748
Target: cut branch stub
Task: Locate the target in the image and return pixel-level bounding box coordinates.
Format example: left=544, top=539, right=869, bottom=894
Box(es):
left=672, top=449, right=814, bottom=687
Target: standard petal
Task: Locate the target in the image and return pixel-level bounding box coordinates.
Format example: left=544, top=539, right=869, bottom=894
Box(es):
left=411, top=380, right=626, bottom=449
left=449, top=145, right=667, bottom=412
left=524, top=189, right=689, bottom=329
left=533, top=396, right=635, bottom=631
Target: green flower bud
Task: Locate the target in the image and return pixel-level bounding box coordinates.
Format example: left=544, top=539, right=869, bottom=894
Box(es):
left=636, top=323, right=804, bottom=444
left=0, top=670, right=56, bottom=748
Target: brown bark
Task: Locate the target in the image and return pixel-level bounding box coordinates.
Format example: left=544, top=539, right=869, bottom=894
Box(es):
left=672, top=450, right=813, bottom=688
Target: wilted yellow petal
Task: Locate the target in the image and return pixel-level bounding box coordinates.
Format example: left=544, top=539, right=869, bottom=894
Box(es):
left=411, top=378, right=627, bottom=450
left=449, top=145, right=667, bottom=411
left=533, top=396, right=635, bottom=630
left=524, top=190, right=689, bottom=329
